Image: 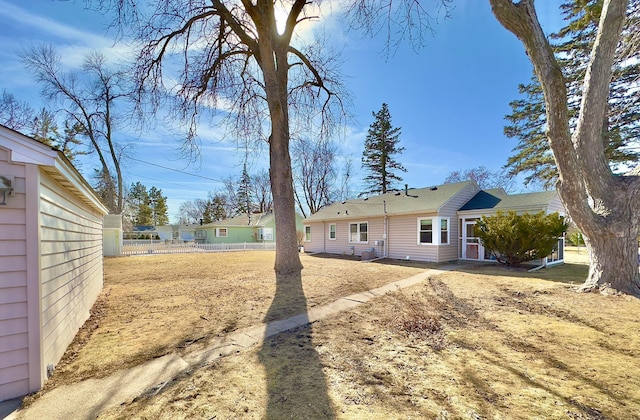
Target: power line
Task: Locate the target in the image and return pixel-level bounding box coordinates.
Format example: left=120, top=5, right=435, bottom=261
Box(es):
left=128, top=157, right=224, bottom=183
left=128, top=173, right=209, bottom=192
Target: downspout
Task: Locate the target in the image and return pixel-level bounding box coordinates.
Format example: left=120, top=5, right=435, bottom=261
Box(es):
left=323, top=221, right=326, bottom=253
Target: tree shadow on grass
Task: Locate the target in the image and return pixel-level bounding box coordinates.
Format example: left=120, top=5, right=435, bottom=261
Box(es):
left=258, top=270, right=336, bottom=419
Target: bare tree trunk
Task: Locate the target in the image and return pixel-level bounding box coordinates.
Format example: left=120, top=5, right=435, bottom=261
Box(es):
left=490, top=0, right=640, bottom=297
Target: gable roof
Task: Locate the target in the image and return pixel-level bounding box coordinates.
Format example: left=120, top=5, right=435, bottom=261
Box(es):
left=0, top=124, right=108, bottom=215
left=306, top=181, right=478, bottom=222
left=459, top=190, right=558, bottom=212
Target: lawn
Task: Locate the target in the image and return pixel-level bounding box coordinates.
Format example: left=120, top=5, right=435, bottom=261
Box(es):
left=30, top=248, right=640, bottom=419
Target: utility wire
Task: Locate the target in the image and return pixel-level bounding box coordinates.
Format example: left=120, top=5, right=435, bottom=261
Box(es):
left=128, top=157, right=224, bottom=183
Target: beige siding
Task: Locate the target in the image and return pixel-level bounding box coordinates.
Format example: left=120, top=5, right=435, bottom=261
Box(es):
left=547, top=195, right=565, bottom=215
left=39, top=172, right=104, bottom=375
left=0, top=148, right=29, bottom=401
left=387, top=214, right=439, bottom=262
left=304, top=218, right=385, bottom=257
left=438, top=182, right=480, bottom=261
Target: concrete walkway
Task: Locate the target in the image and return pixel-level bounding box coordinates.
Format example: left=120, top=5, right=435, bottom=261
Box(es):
left=3, top=266, right=453, bottom=420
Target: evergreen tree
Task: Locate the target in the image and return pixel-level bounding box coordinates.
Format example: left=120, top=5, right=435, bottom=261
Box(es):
left=149, top=186, right=169, bottom=226
left=476, top=211, right=568, bottom=266
left=128, top=182, right=153, bottom=226
left=30, top=108, right=59, bottom=147
left=361, top=103, right=406, bottom=195
left=504, top=0, right=640, bottom=189
left=236, top=163, right=253, bottom=215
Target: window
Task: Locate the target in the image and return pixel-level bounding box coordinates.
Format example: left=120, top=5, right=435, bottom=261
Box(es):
left=419, top=219, right=433, bottom=244
left=440, top=218, right=449, bottom=245
left=216, top=228, right=228, bottom=237
left=196, top=229, right=206, bottom=239
left=304, top=226, right=312, bottom=242
left=329, top=224, right=336, bottom=240
left=418, top=217, right=449, bottom=245
left=349, top=222, right=368, bottom=243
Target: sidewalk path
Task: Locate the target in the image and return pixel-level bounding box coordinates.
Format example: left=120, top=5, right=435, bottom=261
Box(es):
left=5, top=266, right=454, bottom=420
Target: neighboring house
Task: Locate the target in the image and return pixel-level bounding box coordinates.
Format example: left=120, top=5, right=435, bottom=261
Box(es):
left=194, top=212, right=304, bottom=244
left=0, top=125, right=109, bottom=402
left=303, top=181, right=566, bottom=265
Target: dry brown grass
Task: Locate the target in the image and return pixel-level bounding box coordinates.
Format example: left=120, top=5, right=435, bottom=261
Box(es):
left=36, top=249, right=640, bottom=419
left=41, top=251, right=430, bottom=389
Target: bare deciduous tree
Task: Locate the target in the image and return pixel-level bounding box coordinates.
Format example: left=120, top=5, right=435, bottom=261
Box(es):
left=0, top=90, right=34, bottom=131
left=292, top=137, right=338, bottom=217
left=491, top=0, right=640, bottom=297
left=21, top=46, right=130, bottom=213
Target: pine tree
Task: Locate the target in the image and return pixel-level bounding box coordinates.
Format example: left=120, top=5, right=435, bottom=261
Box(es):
left=128, top=182, right=153, bottom=226
left=149, top=186, right=169, bottom=226
left=236, top=163, right=253, bottom=215
left=30, top=108, right=59, bottom=147
left=504, top=0, right=640, bottom=189
left=361, top=103, right=406, bottom=195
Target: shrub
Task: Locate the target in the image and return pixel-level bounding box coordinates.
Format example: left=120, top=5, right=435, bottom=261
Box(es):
left=476, top=211, right=568, bottom=266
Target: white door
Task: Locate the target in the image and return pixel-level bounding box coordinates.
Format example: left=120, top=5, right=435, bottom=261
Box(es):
left=463, top=221, right=484, bottom=260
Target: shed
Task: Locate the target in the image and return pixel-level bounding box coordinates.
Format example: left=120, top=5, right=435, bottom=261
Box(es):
left=0, top=125, right=108, bottom=402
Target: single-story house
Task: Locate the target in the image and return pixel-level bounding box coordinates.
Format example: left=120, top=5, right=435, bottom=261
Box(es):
left=194, top=212, right=304, bottom=244
left=303, top=181, right=566, bottom=265
left=0, top=125, right=109, bottom=402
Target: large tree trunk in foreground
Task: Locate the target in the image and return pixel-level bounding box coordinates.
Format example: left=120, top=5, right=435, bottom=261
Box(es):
left=257, top=8, right=303, bottom=275
left=490, top=0, right=640, bottom=297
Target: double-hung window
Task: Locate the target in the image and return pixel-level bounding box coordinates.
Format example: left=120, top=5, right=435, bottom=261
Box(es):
left=349, top=222, right=368, bottom=243
left=329, top=224, right=336, bottom=240
left=419, top=219, right=433, bottom=244
left=304, top=226, right=312, bottom=242
left=216, top=228, right=228, bottom=237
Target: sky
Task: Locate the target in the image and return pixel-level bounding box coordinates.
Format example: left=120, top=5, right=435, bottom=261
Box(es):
left=0, top=0, right=565, bottom=223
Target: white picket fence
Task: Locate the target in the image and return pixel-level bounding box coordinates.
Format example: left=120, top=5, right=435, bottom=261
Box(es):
left=121, top=240, right=276, bottom=256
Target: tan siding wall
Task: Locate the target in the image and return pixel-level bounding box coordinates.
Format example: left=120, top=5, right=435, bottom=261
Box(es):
left=387, top=214, right=439, bottom=262
left=0, top=148, right=30, bottom=401
left=39, top=172, right=104, bottom=375
left=304, top=218, right=385, bottom=257
left=439, top=182, right=480, bottom=261
left=547, top=195, right=565, bottom=215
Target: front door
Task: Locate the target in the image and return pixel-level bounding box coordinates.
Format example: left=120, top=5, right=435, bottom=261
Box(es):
left=462, top=220, right=484, bottom=260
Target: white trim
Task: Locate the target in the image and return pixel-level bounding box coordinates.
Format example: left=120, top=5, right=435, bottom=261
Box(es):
left=348, top=221, right=368, bottom=244
left=328, top=223, right=336, bottom=240
left=216, top=228, right=228, bottom=237
left=416, top=216, right=449, bottom=245
left=304, top=225, right=312, bottom=242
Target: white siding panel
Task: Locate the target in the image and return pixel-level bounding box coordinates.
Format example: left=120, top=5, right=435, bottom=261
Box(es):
left=39, top=173, right=104, bottom=374
left=0, top=151, right=28, bottom=402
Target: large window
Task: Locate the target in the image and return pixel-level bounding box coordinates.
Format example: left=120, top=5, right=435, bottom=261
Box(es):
left=304, top=226, right=312, bottom=242
left=419, top=219, right=433, bottom=244
left=329, top=224, right=336, bottom=240
left=349, top=222, right=368, bottom=243
left=418, top=217, right=449, bottom=245
left=216, top=228, right=228, bottom=237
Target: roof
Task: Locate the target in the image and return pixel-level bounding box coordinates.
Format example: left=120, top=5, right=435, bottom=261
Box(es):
left=0, top=124, right=109, bottom=215
left=306, top=181, right=477, bottom=222
left=459, top=190, right=558, bottom=212
left=198, top=212, right=275, bottom=228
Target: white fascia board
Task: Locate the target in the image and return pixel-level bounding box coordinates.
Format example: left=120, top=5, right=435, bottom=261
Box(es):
left=0, top=127, right=58, bottom=165
left=53, top=158, right=109, bottom=215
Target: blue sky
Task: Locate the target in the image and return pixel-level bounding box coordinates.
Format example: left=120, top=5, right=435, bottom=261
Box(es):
left=0, top=0, right=564, bottom=222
